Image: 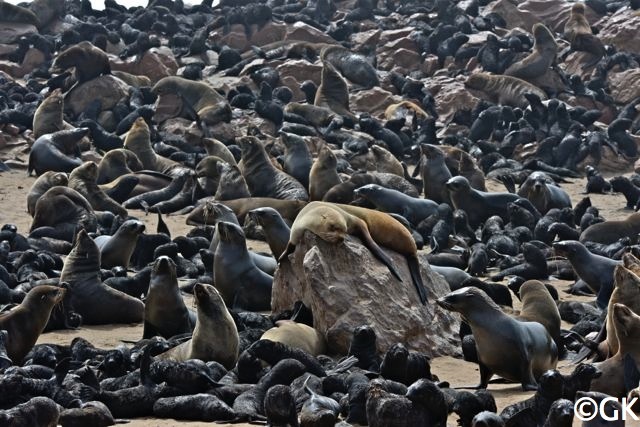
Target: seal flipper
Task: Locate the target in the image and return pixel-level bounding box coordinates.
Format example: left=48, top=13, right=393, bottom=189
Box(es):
left=156, top=211, right=171, bottom=237
left=278, top=242, right=296, bottom=263
left=407, top=255, right=428, bottom=304
left=353, top=221, right=403, bottom=282
left=572, top=322, right=607, bottom=364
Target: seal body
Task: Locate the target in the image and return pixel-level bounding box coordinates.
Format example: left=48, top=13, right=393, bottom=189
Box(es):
left=51, top=41, right=111, bottom=83
left=156, top=283, right=239, bottom=369
left=260, top=320, right=326, bottom=356
left=580, top=212, right=640, bottom=244
left=309, top=145, right=341, bottom=201
left=94, top=219, right=145, bottom=268
left=504, top=23, right=557, bottom=80
left=437, top=287, right=558, bottom=390
left=27, top=172, right=68, bottom=217
left=465, top=73, right=547, bottom=108
left=28, top=128, right=87, bottom=176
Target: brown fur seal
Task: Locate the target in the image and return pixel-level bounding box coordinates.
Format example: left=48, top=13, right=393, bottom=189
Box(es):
left=94, top=219, right=145, bottom=269
left=465, top=73, right=548, bottom=108
left=195, top=156, right=225, bottom=196
left=59, top=229, right=144, bottom=325
left=437, top=287, right=558, bottom=390
left=314, top=61, right=354, bottom=119
left=143, top=256, right=195, bottom=339
left=280, top=201, right=429, bottom=304
left=591, top=303, right=640, bottom=397
left=68, top=161, right=128, bottom=216
left=156, top=283, right=239, bottom=369
left=283, top=103, right=336, bottom=128
left=96, top=149, right=143, bottom=185
left=504, top=23, right=558, bottom=80
left=261, top=320, right=327, bottom=356
left=458, top=151, right=487, bottom=191
left=421, top=144, right=452, bottom=205
left=605, top=262, right=640, bottom=357
left=151, top=76, right=231, bottom=127
left=563, top=3, right=606, bottom=68
left=517, top=280, right=563, bottom=357
left=238, top=136, right=308, bottom=201
left=32, top=89, right=66, bottom=139
left=28, top=128, right=87, bottom=176
left=384, top=101, right=429, bottom=121
left=51, top=41, right=111, bottom=84
left=580, top=212, right=640, bottom=244
left=27, top=171, right=68, bottom=217
left=0, top=285, right=65, bottom=363
left=371, top=145, right=403, bottom=176
left=30, top=186, right=97, bottom=241
left=202, top=138, right=237, bottom=165
left=123, top=117, right=180, bottom=175
left=186, top=197, right=307, bottom=225
left=320, top=45, right=379, bottom=89
left=309, top=145, right=341, bottom=201
left=0, top=2, right=39, bottom=26
left=215, top=162, right=251, bottom=201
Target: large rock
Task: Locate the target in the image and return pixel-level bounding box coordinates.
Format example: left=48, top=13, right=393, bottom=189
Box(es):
left=351, top=87, right=403, bottom=118
left=608, top=68, right=640, bottom=105
left=65, top=75, right=130, bottom=117
left=272, top=231, right=460, bottom=357
left=485, top=0, right=540, bottom=31
left=596, top=8, right=640, bottom=55
left=424, top=75, right=481, bottom=123
left=518, top=0, right=601, bottom=32
left=110, top=48, right=178, bottom=84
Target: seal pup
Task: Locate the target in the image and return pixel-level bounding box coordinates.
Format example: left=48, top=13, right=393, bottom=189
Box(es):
left=28, top=128, right=87, bottom=176
left=26, top=172, right=68, bottom=217
left=152, top=76, right=231, bottom=127
left=465, top=73, right=547, bottom=108
left=280, top=201, right=429, bottom=304
left=93, top=219, right=145, bottom=269
left=309, top=145, right=341, bottom=201
left=156, top=283, right=239, bottom=369
left=504, top=23, right=558, bottom=81
left=0, top=286, right=65, bottom=363
left=563, top=3, right=606, bottom=68
left=59, top=229, right=144, bottom=325
left=123, top=117, right=180, bottom=175
left=68, top=161, right=128, bottom=217
left=143, top=256, right=195, bottom=339
left=437, top=287, right=558, bottom=390
left=214, top=222, right=273, bottom=311
left=238, top=136, right=308, bottom=201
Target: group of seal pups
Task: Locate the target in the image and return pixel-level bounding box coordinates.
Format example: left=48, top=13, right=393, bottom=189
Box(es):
left=1, top=0, right=640, bottom=424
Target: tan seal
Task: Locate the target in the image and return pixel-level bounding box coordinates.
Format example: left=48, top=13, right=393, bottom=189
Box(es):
left=123, top=117, right=180, bottom=175
left=32, top=88, right=66, bottom=138
left=517, top=280, right=563, bottom=356
left=605, top=260, right=640, bottom=357
left=0, top=285, right=65, bottom=363
left=27, top=171, right=68, bottom=217
left=68, top=161, right=128, bottom=216
left=564, top=3, right=605, bottom=68
left=96, top=149, right=143, bottom=185
left=465, top=73, right=547, bottom=109
left=261, top=320, right=327, bottom=356
left=156, top=283, right=239, bottom=369
left=309, top=145, right=342, bottom=201
left=580, top=212, right=640, bottom=244
left=371, top=145, right=403, bottom=176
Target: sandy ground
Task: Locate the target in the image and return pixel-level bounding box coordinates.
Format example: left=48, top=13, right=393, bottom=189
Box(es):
left=0, top=165, right=633, bottom=426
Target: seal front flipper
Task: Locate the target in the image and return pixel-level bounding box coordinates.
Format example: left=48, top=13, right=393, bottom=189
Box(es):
left=407, top=256, right=428, bottom=304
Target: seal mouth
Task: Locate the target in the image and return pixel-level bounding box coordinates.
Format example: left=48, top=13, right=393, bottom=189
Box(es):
left=435, top=297, right=453, bottom=311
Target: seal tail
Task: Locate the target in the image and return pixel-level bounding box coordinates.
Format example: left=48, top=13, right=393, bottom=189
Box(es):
left=407, top=256, right=428, bottom=305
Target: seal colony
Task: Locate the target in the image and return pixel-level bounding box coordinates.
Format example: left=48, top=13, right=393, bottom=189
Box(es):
left=0, top=0, right=639, bottom=424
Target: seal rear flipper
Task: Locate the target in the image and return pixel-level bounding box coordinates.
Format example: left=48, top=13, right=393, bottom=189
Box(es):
left=156, top=211, right=171, bottom=237
left=624, top=353, right=640, bottom=393
left=571, top=322, right=607, bottom=364
left=407, top=256, right=428, bottom=304
left=353, top=223, right=403, bottom=282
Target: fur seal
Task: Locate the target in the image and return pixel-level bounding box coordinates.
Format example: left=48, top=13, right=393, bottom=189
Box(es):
left=260, top=320, right=326, bottom=356
left=51, top=41, right=110, bottom=84
left=32, top=89, right=66, bottom=139
left=314, top=60, right=355, bottom=119
left=437, top=287, right=558, bottom=390
left=215, top=162, right=251, bottom=201
left=604, top=261, right=640, bottom=357
left=563, top=3, right=606, bottom=68
left=238, top=136, right=308, bottom=201
left=590, top=303, right=640, bottom=397
left=0, top=2, right=39, bottom=26
left=580, top=212, right=640, bottom=244
left=517, top=280, right=564, bottom=357
left=420, top=144, right=452, bottom=205
left=247, top=207, right=291, bottom=258
left=157, top=283, right=239, bottom=369
left=30, top=186, right=97, bottom=241
left=68, top=161, right=128, bottom=216
left=123, top=117, right=180, bottom=175
left=280, top=201, right=429, bottom=304
left=504, top=23, right=557, bottom=80
left=93, top=219, right=145, bottom=269
left=195, top=156, right=225, bottom=196
left=281, top=132, right=312, bottom=190
left=309, top=145, right=341, bottom=201
left=0, top=396, right=60, bottom=427
left=59, top=229, right=144, bottom=325
left=28, top=128, right=87, bottom=176
left=203, top=138, right=237, bottom=166
left=518, top=171, right=572, bottom=214
left=354, top=184, right=438, bottom=226
left=213, top=222, right=273, bottom=311
left=96, top=149, right=143, bottom=185
left=152, top=76, right=231, bottom=127
left=26, top=172, right=68, bottom=217
left=143, top=256, right=195, bottom=340
left=0, top=285, right=65, bottom=363
left=465, top=73, right=547, bottom=108
left=187, top=197, right=307, bottom=225
left=321, top=45, right=379, bottom=89
left=446, top=176, right=521, bottom=229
